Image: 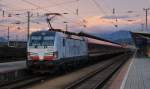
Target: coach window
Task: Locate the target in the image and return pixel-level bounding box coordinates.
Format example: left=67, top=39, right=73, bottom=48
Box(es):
left=63, top=38, right=66, bottom=46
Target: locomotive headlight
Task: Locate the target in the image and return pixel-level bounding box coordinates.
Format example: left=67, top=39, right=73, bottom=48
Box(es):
left=44, top=51, right=58, bottom=59
left=27, top=52, right=36, bottom=60
left=44, top=52, right=53, bottom=55
left=28, top=52, right=38, bottom=56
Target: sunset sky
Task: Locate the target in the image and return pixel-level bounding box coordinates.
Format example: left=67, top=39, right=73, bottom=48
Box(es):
left=0, top=0, right=150, bottom=40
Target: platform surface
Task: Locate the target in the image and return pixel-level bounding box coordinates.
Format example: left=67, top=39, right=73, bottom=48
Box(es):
left=121, top=58, right=150, bottom=89
left=0, top=61, right=26, bottom=73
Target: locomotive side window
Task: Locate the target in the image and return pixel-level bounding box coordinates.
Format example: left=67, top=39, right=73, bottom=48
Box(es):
left=63, top=38, right=66, bottom=46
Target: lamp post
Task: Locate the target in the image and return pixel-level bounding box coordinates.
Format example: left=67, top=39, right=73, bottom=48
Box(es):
left=63, top=21, right=68, bottom=31
left=27, top=11, right=30, bottom=41
left=7, top=27, right=9, bottom=46
left=143, top=8, right=150, bottom=31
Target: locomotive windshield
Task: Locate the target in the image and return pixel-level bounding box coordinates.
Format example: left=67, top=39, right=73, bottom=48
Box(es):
left=29, top=31, right=55, bottom=46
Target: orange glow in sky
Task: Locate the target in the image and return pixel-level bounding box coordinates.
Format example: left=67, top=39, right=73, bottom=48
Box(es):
left=0, top=0, right=149, bottom=40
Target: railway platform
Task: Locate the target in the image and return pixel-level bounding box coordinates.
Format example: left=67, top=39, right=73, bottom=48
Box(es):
left=0, top=61, right=26, bottom=73
left=108, top=57, right=150, bottom=89
left=0, top=61, right=27, bottom=83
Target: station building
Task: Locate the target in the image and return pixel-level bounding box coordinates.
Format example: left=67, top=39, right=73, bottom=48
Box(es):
left=131, top=32, right=150, bottom=57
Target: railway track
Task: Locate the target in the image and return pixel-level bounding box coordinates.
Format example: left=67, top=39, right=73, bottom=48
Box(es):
left=0, top=74, right=48, bottom=89
left=0, top=58, right=26, bottom=63
left=0, top=53, right=132, bottom=89
left=64, top=53, right=131, bottom=89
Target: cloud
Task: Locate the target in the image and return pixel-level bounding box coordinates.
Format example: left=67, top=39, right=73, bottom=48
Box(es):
left=0, top=4, right=6, bottom=9
left=75, top=16, right=133, bottom=29
left=69, top=15, right=146, bottom=34
left=0, top=15, right=148, bottom=41
left=101, top=15, right=130, bottom=19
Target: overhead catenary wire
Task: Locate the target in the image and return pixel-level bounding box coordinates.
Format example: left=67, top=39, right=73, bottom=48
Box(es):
left=2, top=0, right=77, bottom=12
left=90, top=0, right=120, bottom=28
left=0, top=0, right=79, bottom=25
left=0, top=0, right=142, bottom=31
left=22, top=0, right=41, bottom=9
left=0, top=0, right=101, bottom=38
left=0, top=0, right=110, bottom=30
left=91, top=0, right=107, bottom=16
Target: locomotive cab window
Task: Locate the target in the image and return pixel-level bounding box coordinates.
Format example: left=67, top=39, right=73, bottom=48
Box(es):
left=29, top=32, right=55, bottom=48
left=29, top=36, right=42, bottom=46
left=42, top=36, right=55, bottom=46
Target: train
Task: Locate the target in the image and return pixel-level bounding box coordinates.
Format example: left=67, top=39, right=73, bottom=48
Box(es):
left=26, top=30, right=129, bottom=72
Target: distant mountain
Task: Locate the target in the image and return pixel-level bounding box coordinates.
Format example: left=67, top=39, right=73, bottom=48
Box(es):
left=95, top=30, right=133, bottom=44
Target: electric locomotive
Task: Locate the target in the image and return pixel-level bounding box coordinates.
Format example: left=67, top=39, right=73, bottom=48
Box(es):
left=27, top=30, right=88, bottom=70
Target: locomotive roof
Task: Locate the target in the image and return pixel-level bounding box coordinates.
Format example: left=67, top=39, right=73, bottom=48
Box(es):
left=31, top=31, right=56, bottom=36
left=87, top=37, right=121, bottom=47
left=30, top=30, right=122, bottom=46
left=131, top=31, right=150, bottom=37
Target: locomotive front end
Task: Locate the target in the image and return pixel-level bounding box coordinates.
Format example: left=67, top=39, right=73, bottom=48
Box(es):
left=27, top=31, right=57, bottom=69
